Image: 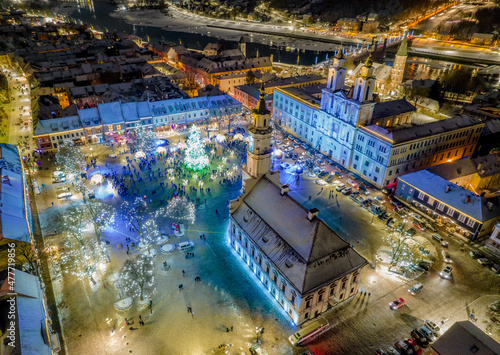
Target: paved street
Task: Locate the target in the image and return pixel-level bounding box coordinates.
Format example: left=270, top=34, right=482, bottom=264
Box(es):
left=30, top=127, right=500, bottom=355
left=0, top=66, right=32, bottom=146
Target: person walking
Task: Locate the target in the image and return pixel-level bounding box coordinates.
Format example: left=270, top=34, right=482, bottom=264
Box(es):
left=139, top=315, right=144, bottom=326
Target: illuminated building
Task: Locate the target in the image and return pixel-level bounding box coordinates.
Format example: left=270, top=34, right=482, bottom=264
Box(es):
left=229, top=85, right=367, bottom=325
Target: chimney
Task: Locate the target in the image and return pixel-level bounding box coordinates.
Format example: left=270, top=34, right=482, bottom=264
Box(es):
left=487, top=202, right=493, bottom=210
left=307, top=208, right=319, bottom=221
left=280, top=184, right=289, bottom=196
left=445, top=185, right=450, bottom=193
left=465, top=195, right=470, bottom=203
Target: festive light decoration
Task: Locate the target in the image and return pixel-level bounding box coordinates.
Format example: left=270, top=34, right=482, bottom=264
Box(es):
left=383, top=231, right=420, bottom=271
left=120, top=254, right=155, bottom=302
left=184, top=125, right=209, bottom=171
left=233, top=133, right=243, bottom=140
left=163, top=196, right=196, bottom=226
left=156, top=146, right=166, bottom=154
left=135, top=125, right=157, bottom=157
left=58, top=204, right=109, bottom=285
left=135, top=151, right=146, bottom=160
left=90, top=173, right=104, bottom=185
left=55, top=139, right=86, bottom=192
left=216, top=134, right=226, bottom=143
left=118, top=197, right=159, bottom=247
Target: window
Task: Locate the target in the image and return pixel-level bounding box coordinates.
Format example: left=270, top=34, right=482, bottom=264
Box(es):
left=273, top=272, right=278, bottom=283
left=375, top=167, right=380, bottom=173
left=437, top=203, right=445, bottom=211
left=418, top=191, right=425, bottom=200
left=318, top=293, right=323, bottom=302
left=388, top=170, right=393, bottom=176
left=458, top=214, right=466, bottom=223
left=466, top=219, right=475, bottom=228
left=447, top=208, right=454, bottom=217
left=428, top=197, right=435, bottom=206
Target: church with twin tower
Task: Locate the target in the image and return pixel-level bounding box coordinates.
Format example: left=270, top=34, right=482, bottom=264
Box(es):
left=228, top=85, right=368, bottom=325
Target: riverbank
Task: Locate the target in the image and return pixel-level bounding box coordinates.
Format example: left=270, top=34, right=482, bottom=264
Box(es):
left=109, top=8, right=341, bottom=54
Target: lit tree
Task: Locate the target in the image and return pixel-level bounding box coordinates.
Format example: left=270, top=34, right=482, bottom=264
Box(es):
left=14, top=240, right=38, bottom=276
left=120, top=254, right=155, bottom=302
left=82, top=198, right=116, bottom=242
left=164, top=196, right=196, bottom=226
left=57, top=205, right=109, bottom=285
left=118, top=197, right=159, bottom=247
left=184, top=125, right=209, bottom=170
left=55, top=139, right=87, bottom=192
left=383, top=231, right=421, bottom=271
left=135, top=125, right=157, bottom=157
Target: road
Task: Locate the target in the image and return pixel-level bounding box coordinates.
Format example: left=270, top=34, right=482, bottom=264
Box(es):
left=0, top=66, right=32, bottom=148
left=28, top=119, right=500, bottom=355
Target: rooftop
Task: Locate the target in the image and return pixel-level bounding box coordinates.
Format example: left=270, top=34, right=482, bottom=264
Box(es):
left=362, top=115, right=483, bottom=144
left=398, top=169, right=500, bottom=222
left=232, top=174, right=367, bottom=295
left=371, top=99, right=416, bottom=120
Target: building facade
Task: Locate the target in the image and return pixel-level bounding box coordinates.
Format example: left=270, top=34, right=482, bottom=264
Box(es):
left=33, top=95, right=242, bottom=150
left=228, top=87, right=367, bottom=325
left=273, top=52, right=485, bottom=188
left=395, top=169, right=500, bottom=240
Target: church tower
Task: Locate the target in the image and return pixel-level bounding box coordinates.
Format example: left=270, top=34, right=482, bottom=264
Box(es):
left=391, top=36, right=407, bottom=88
left=327, top=50, right=346, bottom=92
left=353, top=55, right=376, bottom=103
left=243, top=83, right=272, bottom=179
left=238, top=36, right=247, bottom=58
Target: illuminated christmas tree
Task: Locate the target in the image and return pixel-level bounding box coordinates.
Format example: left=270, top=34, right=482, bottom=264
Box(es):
left=135, top=125, right=157, bottom=157
left=184, top=125, right=209, bottom=170
left=118, top=197, right=159, bottom=248
left=120, top=254, right=155, bottom=302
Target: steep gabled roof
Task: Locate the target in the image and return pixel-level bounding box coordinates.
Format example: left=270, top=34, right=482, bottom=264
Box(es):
left=231, top=175, right=367, bottom=295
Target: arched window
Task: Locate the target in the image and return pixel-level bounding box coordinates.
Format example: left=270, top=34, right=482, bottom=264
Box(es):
left=364, top=85, right=371, bottom=101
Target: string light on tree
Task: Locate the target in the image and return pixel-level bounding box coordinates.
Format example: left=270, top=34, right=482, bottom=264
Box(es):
left=184, top=125, right=209, bottom=171
left=120, top=254, right=155, bottom=302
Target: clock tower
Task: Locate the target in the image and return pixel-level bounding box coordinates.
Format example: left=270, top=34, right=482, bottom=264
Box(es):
left=243, top=83, right=272, bottom=179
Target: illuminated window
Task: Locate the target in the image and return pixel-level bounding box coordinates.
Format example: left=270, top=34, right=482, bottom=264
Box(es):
left=466, top=219, right=475, bottom=228
left=447, top=207, right=454, bottom=217
left=437, top=203, right=445, bottom=211
left=458, top=214, right=466, bottom=223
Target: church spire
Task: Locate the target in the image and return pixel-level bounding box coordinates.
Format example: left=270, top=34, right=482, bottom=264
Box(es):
left=396, top=36, right=407, bottom=57
left=254, top=82, right=269, bottom=115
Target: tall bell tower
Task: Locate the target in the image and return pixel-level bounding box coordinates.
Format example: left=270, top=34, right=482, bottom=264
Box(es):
left=391, top=36, right=407, bottom=88
left=327, top=50, right=346, bottom=92
left=243, top=83, right=272, bottom=179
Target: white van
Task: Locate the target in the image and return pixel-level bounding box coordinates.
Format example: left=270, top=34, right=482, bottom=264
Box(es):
left=178, top=241, right=194, bottom=252
left=408, top=283, right=424, bottom=295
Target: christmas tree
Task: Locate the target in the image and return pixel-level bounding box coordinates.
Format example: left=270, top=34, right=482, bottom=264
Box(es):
left=184, top=125, right=209, bottom=170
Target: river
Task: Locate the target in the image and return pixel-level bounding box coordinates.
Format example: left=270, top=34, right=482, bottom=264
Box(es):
left=58, top=0, right=482, bottom=75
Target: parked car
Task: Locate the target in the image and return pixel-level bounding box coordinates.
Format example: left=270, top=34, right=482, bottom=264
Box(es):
left=341, top=187, right=352, bottom=195
left=424, top=320, right=440, bottom=336
left=491, top=264, right=500, bottom=273
left=411, top=328, right=429, bottom=347
left=441, top=250, right=452, bottom=263
left=419, top=326, right=436, bottom=342
left=375, top=349, right=388, bottom=355
left=347, top=178, right=357, bottom=186
left=280, top=162, right=291, bottom=170
left=418, top=261, right=432, bottom=272
left=387, top=347, right=401, bottom=355
left=470, top=250, right=485, bottom=259
left=336, top=184, right=346, bottom=192
left=394, top=340, right=414, bottom=355
left=405, top=339, right=423, bottom=354
left=440, top=265, right=453, bottom=279
left=318, top=171, right=329, bottom=178
left=478, top=258, right=492, bottom=266
left=334, top=171, right=343, bottom=178
left=432, top=234, right=448, bottom=247
left=408, top=283, right=424, bottom=295
left=389, top=297, right=405, bottom=310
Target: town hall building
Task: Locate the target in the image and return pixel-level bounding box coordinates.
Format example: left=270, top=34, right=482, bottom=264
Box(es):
left=228, top=85, right=368, bottom=325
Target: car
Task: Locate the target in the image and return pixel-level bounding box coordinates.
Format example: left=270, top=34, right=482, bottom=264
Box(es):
left=424, top=320, right=440, bottom=336
left=347, top=178, right=357, bottom=186
left=432, top=234, right=448, bottom=247
left=334, top=171, right=342, bottom=178
left=375, top=349, right=388, bottom=355
left=374, top=196, right=383, bottom=203
left=491, top=264, right=500, bottom=273
left=387, top=347, right=401, bottom=355
left=317, top=159, right=325, bottom=166
left=249, top=342, right=267, bottom=355
left=418, top=261, right=432, bottom=272
left=318, top=171, right=329, bottom=178
left=325, top=175, right=335, bottom=183
left=336, top=184, right=346, bottom=192
left=292, top=153, right=298, bottom=160
left=441, top=250, right=452, bottom=263
left=419, top=326, right=436, bottom=342
left=279, top=162, right=291, bottom=170
left=285, top=152, right=293, bottom=159
left=341, top=187, right=352, bottom=195
left=405, top=228, right=417, bottom=236
left=440, top=265, right=453, bottom=279
left=394, top=340, right=413, bottom=355
left=178, top=241, right=194, bottom=252
left=389, top=297, right=405, bottom=310
left=404, top=339, right=423, bottom=354
left=408, top=283, right=424, bottom=295
left=470, top=250, right=485, bottom=259
left=477, top=258, right=492, bottom=266
left=410, top=328, right=429, bottom=347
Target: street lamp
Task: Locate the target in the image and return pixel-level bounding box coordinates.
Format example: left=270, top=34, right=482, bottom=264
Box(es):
left=89, top=147, right=94, bottom=160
